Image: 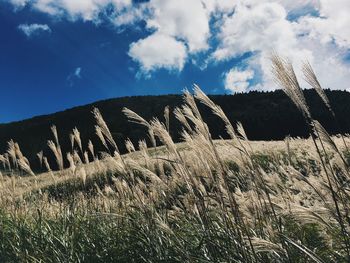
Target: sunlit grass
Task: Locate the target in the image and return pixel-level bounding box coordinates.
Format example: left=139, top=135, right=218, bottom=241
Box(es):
left=1, top=56, right=350, bottom=262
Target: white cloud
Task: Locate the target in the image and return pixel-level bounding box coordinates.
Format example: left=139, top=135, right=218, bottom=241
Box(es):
left=128, top=33, right=187, bottom=73
left=11, top=0, right=134, bottom=22
left=126, top=0, right=215, bottom=74
left=74, top=67, right=82, bottom=78
left=126, top=0, right=212, bottom=73
left=67, top=67, right=82, bottom=86
left=277, top=0, right=320, bottom=12
left=6, top=0, right=350, bottom=90
left=296, top=0, right=350, bottom=48
left=18, top=23, right=51, bottom=37
left=112, top=4, right=145, bottom=26
left=213, top=2, right=299, bottom=61
left=9, top=0, right=28, bottom=8
left=37, top=0, right=131, bottom=20
left=146, top=0, right=210, bottom=53
left=224, top=68, right=254, bottom=93
left=8, top=0, right=212, bottom=74
left=211, top=1, right=310, bottom=91
left=201, top=0, right=237, bottom=14
left=212, top=0, right=350, bottom=92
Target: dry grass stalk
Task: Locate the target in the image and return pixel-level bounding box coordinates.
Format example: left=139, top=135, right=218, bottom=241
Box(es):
left=88, top=140, right=95, bottom=159
left=312, top=121, right=339, bottom=154
left=1, top=154, right=11, bottom=170
left=303, top=61, right=349, bottom=151
left=37, top=151, right=43, bottom=168
left=123, top=107, right=157, bottom=148
left=69, top=133, right=75, bottom=151
left=125, top=138, right=135, bottom=153
left=93, top=107, right=119, bottom=153
left=18, top=158, right=35, bottom=176
left=194, top=84, right=236, bottom=139
left=73, top=127, right=83, bottom=153
left=47, top=140, right=64, bottom=170
left=150, top=118, right=177, bottom=158
left=67, top=152, right=76, bottom=173
left=84, top=151, right=89, bottom=164
left=250, top=237, right=286, bottom=254
left=174, top=107, right=192, bottom=132
left=164, top=106, right=170, bottom=132
left=95, top=125, right=108, bottom=150
left=7, top=140, right=17, bottom=169
left=0, top=155, right=6, bottom=169
left=73, top=150, right=82, bottom=164
left=237, top=121, right=248, bottom=141
left=43, top=156, right=51, bottom=172
left=271, top=54, right=311, bottom=119
left=49, top=125, right=64, bottom=171
left=51, top=125, right=59, bottom=145
left=302, top=61, right=332, bottom=113
left=122, top=107, right=149, bottom=127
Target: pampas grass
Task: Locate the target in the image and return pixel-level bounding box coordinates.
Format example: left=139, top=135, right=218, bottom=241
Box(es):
left=164, top=105, right=170, bottom=133
left=302, top=61, right=332, bottom=113
left=48, top=125, right=64, bottom=171
left=93, top=107, right=119, bottom=153
left=0, top=56, right=350, bottom=262
left=303, top=61, right=349, bottom=151
left=271, top=53, right=311, bottom=120
left=47, top=140, right=64, bottom=170
left=122, top=107, right=157, bottom=148
left=73, top=127, right=83, bottom=153
left=37, top=151, right=43, bottom=168
left=88, top=140, right=95, bottom=160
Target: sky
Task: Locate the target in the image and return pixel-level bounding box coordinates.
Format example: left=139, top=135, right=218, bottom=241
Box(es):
left=0, top=0, right=349, bottom=123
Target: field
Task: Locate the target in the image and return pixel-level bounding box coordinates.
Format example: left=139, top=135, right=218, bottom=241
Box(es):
left=1, top=57, right=350, bottom=262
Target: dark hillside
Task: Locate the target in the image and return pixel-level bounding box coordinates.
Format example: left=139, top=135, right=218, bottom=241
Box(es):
left=1, top=89, right=350, bottom=170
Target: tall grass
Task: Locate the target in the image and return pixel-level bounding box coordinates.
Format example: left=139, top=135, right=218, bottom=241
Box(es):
left=0, top=55, right=350, bottom=262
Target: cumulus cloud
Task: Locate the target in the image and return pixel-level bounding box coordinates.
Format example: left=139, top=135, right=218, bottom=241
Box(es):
left=224, top=68, right=254, bottom=93
left=128, top=33, right=187, bottom=73
left=277, top=0, right=319, bottom=12
left=127, top=0, right=212, bottom=73
left=18, top=23, right=51, bottom=37
left=212, top=0, right=350, bottom=92
left=6, top=0, right=350, bottom=91
left=211, top=1, right=307, bottom=91
left=145, top=0, right=210, bottom=53
left=213, top=2, right=296, bottom=61
left=296, top=0, right=350, bottom=48
left=201, top=0, right=237, bottom=14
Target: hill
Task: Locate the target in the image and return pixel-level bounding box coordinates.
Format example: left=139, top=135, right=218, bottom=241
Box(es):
left=1, top=89, right=350, bottom=170
left=2, top=86, right=350, bottom=262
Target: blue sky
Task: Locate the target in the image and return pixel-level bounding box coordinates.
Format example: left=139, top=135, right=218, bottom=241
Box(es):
left=0, top=0, right=349, bottom=123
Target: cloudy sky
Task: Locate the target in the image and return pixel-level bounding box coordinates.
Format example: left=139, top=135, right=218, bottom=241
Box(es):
left=0, top=0, right=349, bottom=122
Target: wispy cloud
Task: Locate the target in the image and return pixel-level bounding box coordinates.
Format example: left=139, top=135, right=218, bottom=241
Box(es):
left=18, top=23, right=51, bottom=37
left=74, top=67, right=82, bottom=78
left=9, top=0, right=28, bottom=8
left=67, top=67, right=82, bottom=86
left=11, top=0, right=135, bottom=22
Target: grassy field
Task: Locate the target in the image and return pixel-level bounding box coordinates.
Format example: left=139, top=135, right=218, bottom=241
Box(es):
left=1, top=56, right=350, bottom=262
